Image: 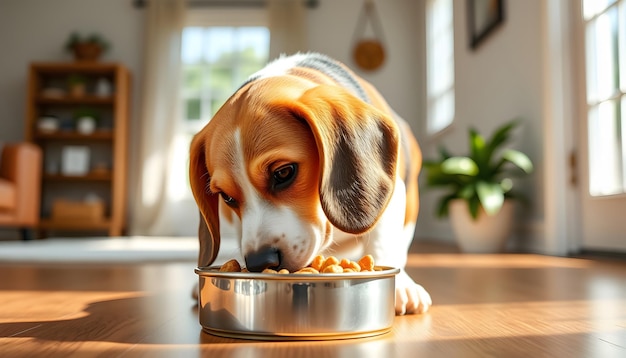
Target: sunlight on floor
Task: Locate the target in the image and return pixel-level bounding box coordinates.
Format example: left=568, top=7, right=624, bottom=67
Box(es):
left=392, top=299, right=626, bottom=349
left=406, top=253, right=595, bottom=269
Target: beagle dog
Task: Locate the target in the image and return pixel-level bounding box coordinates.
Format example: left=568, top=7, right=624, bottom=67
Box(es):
left=189, top=53, right=431, bottom=315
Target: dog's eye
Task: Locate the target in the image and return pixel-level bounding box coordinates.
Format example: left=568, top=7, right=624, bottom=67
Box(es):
left=220, top=192, right=238, bottom=208
left=272, top=163, right=297, bottom=191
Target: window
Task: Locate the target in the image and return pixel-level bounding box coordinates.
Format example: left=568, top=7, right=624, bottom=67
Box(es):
left=426, top=0, right=455, bottom=134
left=173, top=8, right=269, bottom=205
left=583, top=0, right=626, bottom=196
left=181, top=9, right=270, bottom=134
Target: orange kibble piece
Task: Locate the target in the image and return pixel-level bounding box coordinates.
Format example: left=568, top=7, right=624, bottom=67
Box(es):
left=219, top=259, right=242, bottom=272
left=339, top=258, right=361, bottom=272
left=309, top=255, right=325, bottom=271
left=358, top=255, right=375, bottom=271
left=322, top=264, right=343, bottom=274
left=320, top=256, right=340, bottom=271
left=221, top=254, right=375, bottom=274
left=294, top=267, right=319, bottom=274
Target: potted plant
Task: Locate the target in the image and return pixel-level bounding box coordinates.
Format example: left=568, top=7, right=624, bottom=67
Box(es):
left=65, top=32, right=110, bottom=62
left=422, top=120, right=534, bottom=253
left=67, top=73, right=87, bottom=97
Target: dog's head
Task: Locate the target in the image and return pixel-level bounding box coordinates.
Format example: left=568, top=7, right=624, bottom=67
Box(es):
left=189, top=76, right=399, bottom=272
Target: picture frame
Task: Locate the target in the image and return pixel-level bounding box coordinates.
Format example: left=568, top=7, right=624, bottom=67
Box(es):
left=468, top=0, right=504, bottom=50
left=61, top=145, right=90, bottom=176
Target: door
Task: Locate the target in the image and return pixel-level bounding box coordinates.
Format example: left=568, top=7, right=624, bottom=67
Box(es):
left=576, top=0, right=626, bottom=252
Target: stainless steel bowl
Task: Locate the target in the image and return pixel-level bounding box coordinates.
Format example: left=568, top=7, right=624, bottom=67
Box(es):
left=195, top=266, right=399, bottom=340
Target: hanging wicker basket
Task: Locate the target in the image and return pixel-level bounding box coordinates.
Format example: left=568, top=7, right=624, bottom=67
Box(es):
left=351, top=0, right=387, bottom=71
left=353, top=39, right=385, bottom=71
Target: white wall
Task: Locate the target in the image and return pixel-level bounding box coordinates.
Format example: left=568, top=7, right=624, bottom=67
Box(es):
left=0, top=0, right=424, bottom=143
left=0, top=0, right=551, bottom=250
left=0, top=0, right=145, bottom=143
left=307, top=0, right=424, bottom=135
left=414, top=0, right=547, bottom=249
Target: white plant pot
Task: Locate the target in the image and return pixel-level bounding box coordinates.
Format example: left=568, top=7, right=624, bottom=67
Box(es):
left=77, top=116, right=96, bottom=134
left=449, top=199, right=515, bottom=253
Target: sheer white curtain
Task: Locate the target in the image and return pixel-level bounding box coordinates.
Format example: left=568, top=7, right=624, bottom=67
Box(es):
left=129, top=0, right=308, bottom=237
left=268, top=0, right=308, bottom=59
left=129, top=0, right=190, bottom=236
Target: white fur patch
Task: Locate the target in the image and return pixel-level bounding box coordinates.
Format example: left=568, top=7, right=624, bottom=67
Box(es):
left=249, top=53, right=309, bottom=81
left=231, top=129, right=324, bottom=270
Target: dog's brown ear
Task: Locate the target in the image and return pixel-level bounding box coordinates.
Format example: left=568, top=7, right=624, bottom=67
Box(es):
left=290, top=85, right=399, bottom=234
left=189, top=136, right=220, bottom=267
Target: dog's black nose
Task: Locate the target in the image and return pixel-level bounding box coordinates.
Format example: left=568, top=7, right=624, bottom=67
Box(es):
left=245, top=247, right=281, bottom=272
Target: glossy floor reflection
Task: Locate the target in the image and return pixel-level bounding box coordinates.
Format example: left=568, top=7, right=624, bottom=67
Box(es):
left=0, top=242, right=624, bottom=357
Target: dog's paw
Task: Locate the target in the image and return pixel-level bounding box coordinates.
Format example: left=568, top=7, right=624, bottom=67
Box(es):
left=394, top=270, right=431, bottom=315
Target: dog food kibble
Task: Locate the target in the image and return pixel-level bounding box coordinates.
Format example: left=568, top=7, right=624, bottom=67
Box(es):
left=319, top=256, right=339, bottom=271
left=218, top=254, right=376, bottom=274
left=322, top=264, right=344, bottom=274
left=294, top=267, right=320, bottom=274
left=339, top=258, right=361, bottom=272
left=309, top=255, right=325, bottom=271
left=358, top=254, right=375, bottom=271
left=219, top=259, right=241, bottom=272
left=262, top=268, right=290, bottom=274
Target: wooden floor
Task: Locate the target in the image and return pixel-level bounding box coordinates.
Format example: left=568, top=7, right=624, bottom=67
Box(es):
left=1, top=242, right=625, bottom=357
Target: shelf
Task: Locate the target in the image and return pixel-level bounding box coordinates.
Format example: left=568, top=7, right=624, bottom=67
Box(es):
left=27, top=62, right=129, bottom=238
left=37, top=95, right=114, bottom=105
left=34, top=130, right=114, bottom=141
left=32, top=62, right=125, bottom=75
left=39, top=218, right=111, bottom=231
left=44, top=173, right=112, bottom=182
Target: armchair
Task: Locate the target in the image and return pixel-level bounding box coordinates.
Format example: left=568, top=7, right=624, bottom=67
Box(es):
left=0, top=142, right=42, bottom=240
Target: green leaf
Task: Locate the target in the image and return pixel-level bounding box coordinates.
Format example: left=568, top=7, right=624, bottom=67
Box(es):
left=500, top=178, right=513, bottom=193
left=424, top=163, right=463, bottom=187
left=458, top=184, right=475, bottom=199
left=441, top=157, right=478, bottom=176
left=436, top=193, right=458, bottom=218
left=482, top=120, right=518, bottom=175
left=468, top=196, right=480, bottom=219
left=469, top=129, right=486, bottom=162
left=502, top=149, right=533, bottom=173
left=476, top=181, right=504, bottom=216
left=486, top=121, right=517, bottom=157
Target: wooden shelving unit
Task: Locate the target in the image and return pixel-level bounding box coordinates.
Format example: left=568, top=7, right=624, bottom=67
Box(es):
left=33, top=130, right=114, bottom=141
left=25, top=62, right=130, bottom=237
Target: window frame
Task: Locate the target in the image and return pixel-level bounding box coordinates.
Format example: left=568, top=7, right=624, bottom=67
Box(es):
left=581, top=0, right=626, bottom=197
left=425, top=0, right=455, bottom=135
left=181, top=8, right=269, bottom=134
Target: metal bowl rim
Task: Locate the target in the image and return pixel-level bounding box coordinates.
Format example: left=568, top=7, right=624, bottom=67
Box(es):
left=195, top=265, right=399, bottom=280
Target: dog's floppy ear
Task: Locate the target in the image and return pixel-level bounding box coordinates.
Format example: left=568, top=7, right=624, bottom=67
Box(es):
left=189, top=136, right=221, bottom=267
left=289, top=85, right=399, bottom=234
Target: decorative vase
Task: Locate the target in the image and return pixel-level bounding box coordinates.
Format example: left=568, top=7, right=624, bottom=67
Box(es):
left=76, top=116, right=96, bottom=134
left=37, top=116, right=59, bottom=133
left=448, top=199, right=515, bottom=253
left=95, top=78, right=112, bottom=97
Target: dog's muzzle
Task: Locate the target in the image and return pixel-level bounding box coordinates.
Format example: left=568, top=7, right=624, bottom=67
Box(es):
left=245, top=246, right=281, bottom=272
